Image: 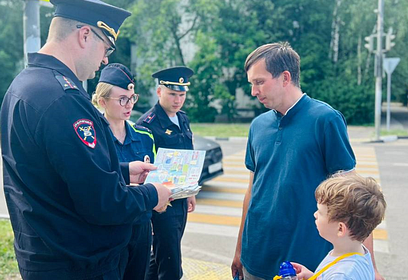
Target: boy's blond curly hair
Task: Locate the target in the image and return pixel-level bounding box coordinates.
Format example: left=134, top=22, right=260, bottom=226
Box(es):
left=315, top=174, right=386, bottom=242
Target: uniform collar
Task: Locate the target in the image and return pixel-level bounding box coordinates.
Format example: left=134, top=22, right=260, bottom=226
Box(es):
left=112, top=122, right=140, bottom=146
left=154, top=102, right=180, bottom=129
left=28, top=52, right=88, bottom=99
left=124, top=121, right=140, bottom=142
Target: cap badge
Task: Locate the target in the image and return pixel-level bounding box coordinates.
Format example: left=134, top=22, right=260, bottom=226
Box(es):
left=73, top=119, right=97, bottom=149
left=165, top=129, right=172, bottom=135
left=97, top=21, right=119, bottom=41
left=127, top=83, right=134, bottom=91
left=179, top=77, right=184, bottom=83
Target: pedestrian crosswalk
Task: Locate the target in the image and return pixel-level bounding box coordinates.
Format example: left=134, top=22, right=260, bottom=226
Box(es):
left=187, top=150, right=246, bottom=232
left=353, top=146, right=389, bottom=253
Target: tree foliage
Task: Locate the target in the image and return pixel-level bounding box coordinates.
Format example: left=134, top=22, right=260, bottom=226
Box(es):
left=0, top=1, right=24, bottom=105
left=1, top=0, right=407, bottom=124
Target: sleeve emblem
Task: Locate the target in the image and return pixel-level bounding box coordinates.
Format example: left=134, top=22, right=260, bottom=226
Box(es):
left=73, top=119, right=97, bottom=148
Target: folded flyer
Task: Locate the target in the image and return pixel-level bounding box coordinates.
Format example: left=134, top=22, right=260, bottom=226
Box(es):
left=145, top=148, right=206, bottom=199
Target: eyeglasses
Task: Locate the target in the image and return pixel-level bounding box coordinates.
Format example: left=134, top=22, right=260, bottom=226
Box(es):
left=76, top=25, right=115, bottom=57
left=106, top=94, right=139, bottom=107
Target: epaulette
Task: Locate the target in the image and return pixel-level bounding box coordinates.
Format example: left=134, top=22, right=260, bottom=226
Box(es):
left=143, top=112, right=156, bottom=124
left=132, top=124, right=152, bottom=134
left=54, top=74, right=79, bottom=91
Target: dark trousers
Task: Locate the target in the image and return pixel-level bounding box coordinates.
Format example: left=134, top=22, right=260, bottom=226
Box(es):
left=123, top=221, right=152, bottom=280
left=19, top=249, right=129, bottom=280
left=147, top=199, right=187, bottom=280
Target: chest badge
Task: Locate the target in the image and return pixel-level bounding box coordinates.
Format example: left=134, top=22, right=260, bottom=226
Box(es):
left=144, top=155, right=151, bottom=163
left=165, top=129, right=172, bottom=135
left=73, top=119, right=97, bottom=148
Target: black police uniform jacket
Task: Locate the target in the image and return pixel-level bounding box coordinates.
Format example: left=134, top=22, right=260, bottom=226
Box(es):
left=0, top=53, right=158, bottom=277
left=137, top=102, right=193, bottom=151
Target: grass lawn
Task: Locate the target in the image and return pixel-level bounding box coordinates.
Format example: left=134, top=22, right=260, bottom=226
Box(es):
left=190, top=123, right=250, bottom=138
left=0, top=219, right=19, bottom=279
left=380, top=129, right=408, bottom=136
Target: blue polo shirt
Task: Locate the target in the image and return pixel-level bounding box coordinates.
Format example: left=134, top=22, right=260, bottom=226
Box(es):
left=242, top=94, right=355, bottom=278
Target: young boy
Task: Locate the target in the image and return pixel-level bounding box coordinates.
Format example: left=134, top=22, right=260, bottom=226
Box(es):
left=292, top=174, right=386, bottom=279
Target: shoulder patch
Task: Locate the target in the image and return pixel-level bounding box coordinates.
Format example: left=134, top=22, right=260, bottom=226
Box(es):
left=133, top=124, right=152, bottom=134
left=55, top=75, right=79, bottom=91
left=73, top=119, right=97, bottom=148
left=143, top=112, right=156, bottom=124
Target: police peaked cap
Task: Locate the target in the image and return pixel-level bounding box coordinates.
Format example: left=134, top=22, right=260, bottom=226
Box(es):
left=99, top=63, right=135, bottom=91
left=50, top=0, right=131, bottom=46
left=152, top=66, right=194, bottom=92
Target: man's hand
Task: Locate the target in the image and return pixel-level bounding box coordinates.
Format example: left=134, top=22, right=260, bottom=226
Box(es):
left=187, top=196, right=196, bottom=212
left=152, top=183, right=172, bottom=213
left=129, top=161, right=157, bottom=184
left=231, top=251, right=243, bottom=280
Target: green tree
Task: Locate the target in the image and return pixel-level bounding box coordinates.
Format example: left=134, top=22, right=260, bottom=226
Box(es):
left=307, top=0, right=377, bottom=124
left=2, top=0, right=407, bottom=124
left=122, top=0, right=215, bottom=116
left=386, top=0, right=408, bottom=105
left=0, top=1, right=24, bottom=104
left=0, top=1, right=53, bottom=104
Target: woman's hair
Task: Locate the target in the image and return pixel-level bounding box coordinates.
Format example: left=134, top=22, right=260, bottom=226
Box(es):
left=315, top=174, right=386, bottom=242
left=91, top=82, right=114, bottom=107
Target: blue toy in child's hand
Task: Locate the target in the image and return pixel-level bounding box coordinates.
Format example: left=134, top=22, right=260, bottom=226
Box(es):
left=233, top=272, right=240, bottom=280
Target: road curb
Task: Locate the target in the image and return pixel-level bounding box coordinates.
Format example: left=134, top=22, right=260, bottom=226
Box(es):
left=207, top=136, right=408, bottom=143
left=203, top=136, right=247, bottom=142
left=362, top=135, right=408, bottom=144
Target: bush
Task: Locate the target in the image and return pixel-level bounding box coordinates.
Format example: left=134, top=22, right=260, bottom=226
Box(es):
left=308, top=74, right=375, bottom=125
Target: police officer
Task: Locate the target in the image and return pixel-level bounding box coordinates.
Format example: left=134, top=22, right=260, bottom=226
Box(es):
left=137, top=66, right=195, bottom=280
left=92, top=63, right=156, bottom=280
left=0, top=1, right=171, bottom=279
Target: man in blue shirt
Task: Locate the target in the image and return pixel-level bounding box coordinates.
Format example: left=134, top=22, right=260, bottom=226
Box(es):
left=231, top=42, right=383, bottom=280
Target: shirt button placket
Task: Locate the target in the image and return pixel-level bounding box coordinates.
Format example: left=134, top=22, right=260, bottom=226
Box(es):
left=276, top=122, right=283, bottom=145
